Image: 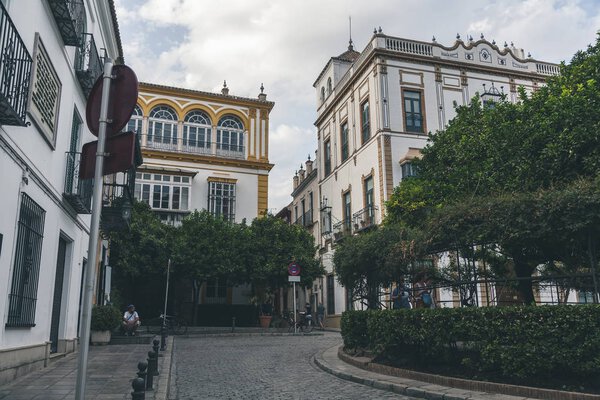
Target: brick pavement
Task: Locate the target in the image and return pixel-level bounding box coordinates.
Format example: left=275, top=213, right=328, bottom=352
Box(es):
left=169, top=332, right=413, bottom=399
left=0, top=336, right=173, bottom=400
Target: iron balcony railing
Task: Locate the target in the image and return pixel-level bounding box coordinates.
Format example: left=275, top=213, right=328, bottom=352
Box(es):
left=0, top=2, right=32, bottom=126
left=333, top=220, right=352, bottom=241
left=63, top=152, right=93, bottom=214
left=294, top=209, right=314, bottom=227
left=47, top=0, right=85, bottom=46
left=140, top=133, right=246, bottom=159
left=75, top=33, right=102, bottom=97
left=353, top=205, right=377, bottom=232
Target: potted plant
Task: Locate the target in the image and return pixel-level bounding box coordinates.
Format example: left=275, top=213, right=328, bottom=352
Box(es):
left=90, top=305, right=121, bottom=345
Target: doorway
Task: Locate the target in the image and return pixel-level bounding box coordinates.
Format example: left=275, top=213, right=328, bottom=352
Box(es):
left=50, top=236, right=70, bottom=353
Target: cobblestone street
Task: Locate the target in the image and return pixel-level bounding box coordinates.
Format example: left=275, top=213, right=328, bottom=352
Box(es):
left=169, top=332, right=414, bottom=399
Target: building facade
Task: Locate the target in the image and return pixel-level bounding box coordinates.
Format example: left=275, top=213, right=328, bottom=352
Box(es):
left=131, top=82, right=274, bottom=307
left=290, top=31, right=560, bottom=326
left=0, top=0, right=123, bottom=383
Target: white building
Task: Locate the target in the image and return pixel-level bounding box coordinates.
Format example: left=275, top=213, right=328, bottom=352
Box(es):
left=299, top=31, right=561, bottom=326
left=131, top=82, right=274, bottom=311
left=0, top=0, right=123, bottom=382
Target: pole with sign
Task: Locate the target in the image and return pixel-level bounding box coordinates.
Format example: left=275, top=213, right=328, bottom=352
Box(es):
left=288, top=262, right=301, bottom=334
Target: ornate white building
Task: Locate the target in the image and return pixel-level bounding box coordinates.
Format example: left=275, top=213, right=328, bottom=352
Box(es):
left=291, top=30, right=560, bottom=327
left=0, top=0, right=123, bottom=382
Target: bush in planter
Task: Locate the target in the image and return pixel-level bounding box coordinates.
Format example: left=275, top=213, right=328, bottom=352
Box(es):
left=91, top=305, right=121, bottom=332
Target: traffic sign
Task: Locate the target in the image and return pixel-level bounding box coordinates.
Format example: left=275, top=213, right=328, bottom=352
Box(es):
left=288, top=262, right=301, bottom=276
left=288, top=276, right=300, bottom=283
left=86, top=64, right=139, bottom=137
left=79, top=131, right=136, bottom=179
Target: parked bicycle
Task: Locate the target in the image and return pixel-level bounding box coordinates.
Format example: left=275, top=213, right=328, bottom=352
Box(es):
left=287, top=310, right=313, bottom=333
left=147, top=314, right=188, bottom=335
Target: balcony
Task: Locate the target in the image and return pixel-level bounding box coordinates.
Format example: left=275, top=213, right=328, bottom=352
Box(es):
left=47, top=0, right=85, bottom=46
left=353, top=206, right=377, bottom=233
left=332, top=220, right=352, bottom=242
left=0, top=3, right=32, bottom=126
left=75, top=33, right=102, bottom=97
left=140, top=134, right=246, bottom=160
left=294, top=209, right=314, bottom=227
left=63, top=152, right=93, bottom=213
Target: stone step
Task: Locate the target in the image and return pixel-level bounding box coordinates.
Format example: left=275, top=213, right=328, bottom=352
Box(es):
left=109, top=334, right=155, bottom=345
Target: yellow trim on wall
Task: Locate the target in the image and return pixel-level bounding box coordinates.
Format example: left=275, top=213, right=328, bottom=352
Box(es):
left=214, top=108, right=250, bottom=130
left=144, top=98, right=186, bottom=120
left=180, top=104, right=218, bottom=124
left=207, top=177, right=238, bottom=184
left=142, top=149, right=274, bottom=170
left=257, top=174, right=269, bottom=217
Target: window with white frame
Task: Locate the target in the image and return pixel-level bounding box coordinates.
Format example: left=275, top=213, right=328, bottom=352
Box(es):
left=183, top=110, right=211, bottom=152
left=148, top=105, right=178, bottom=149
left=217, top=115, right=244, bottom=155
left=125, top=104, right=142, bottom=133
left=208, top=181, right=236, bottom=222
left=135, top=173, right=191, bottom=211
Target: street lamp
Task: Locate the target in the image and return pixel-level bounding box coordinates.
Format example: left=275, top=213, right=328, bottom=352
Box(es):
left=481, top=82, right=503, bottom=108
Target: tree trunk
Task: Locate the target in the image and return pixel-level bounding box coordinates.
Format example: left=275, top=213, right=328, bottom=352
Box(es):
left=513, top=257, right=536, bottom=305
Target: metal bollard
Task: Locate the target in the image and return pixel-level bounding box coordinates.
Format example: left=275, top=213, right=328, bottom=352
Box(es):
left=152, top=339, right=160, bottom=357
left=160, top=323, right=167, bottom=351
left=232, top=317, right=236, bottom=332
left=145, top=351, right=155, bottom=390
left=131, top=377, right=145, bottom=400
left=137, top=361, right=148, bottom=385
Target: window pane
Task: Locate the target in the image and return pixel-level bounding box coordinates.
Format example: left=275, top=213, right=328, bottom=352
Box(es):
left=172, top=187, right=180, bottom=210
left=181, top=187, right=189, bottom=210
left=161, top=186, right=170, bottom=209
left=152, top=185, right=161, bottom=208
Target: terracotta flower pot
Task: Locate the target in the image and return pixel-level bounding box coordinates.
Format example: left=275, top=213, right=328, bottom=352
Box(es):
left=259, top=315, right=272, bottom=328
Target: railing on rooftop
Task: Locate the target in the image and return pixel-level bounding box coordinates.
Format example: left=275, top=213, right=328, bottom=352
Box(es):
left=63, top=152, right=93, bottom=214
left=47, top=0, right=85, bottom=46
left=140, top=134, right=246, bottom=160
left=536, top=63, right=561, bottom=76
left=0, top=3, right=32, bottom=126
left=75, top=33, right=102, bottom=97
left=385, top=38, right=433, bottom=56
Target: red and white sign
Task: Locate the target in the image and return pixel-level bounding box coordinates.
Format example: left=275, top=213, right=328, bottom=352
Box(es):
left=288, top=262, right=301, bottom=276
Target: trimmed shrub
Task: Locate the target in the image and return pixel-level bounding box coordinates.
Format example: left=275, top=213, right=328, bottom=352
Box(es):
left=91, top=305, right=122, bottom=331
left=342, top=305, right=600, bottom=385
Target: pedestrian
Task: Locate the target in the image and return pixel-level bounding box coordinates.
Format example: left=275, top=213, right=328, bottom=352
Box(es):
left=391, top=279, right=411, bottom=309
left=414, top=275, right=435, bottom=309
left=123, top=304, right=141, bottom=336
left=317, top=302, right=325, bottom=330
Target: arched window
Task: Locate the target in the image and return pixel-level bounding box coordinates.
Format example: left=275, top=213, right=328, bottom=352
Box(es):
left=125, top=104, right=142, bottom=133
left=321, top=87, right=325, bottom=103
left=148, top=105, right=177, bottom=149
left=183, top=110, right=211, bottom=153
left=327, top=77, right=332, bottom=95
left=217, top=115, right=244, bottom=157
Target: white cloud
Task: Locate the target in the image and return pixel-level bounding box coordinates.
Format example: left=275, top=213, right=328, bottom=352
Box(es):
left=115, top=0, right=600, bottom=211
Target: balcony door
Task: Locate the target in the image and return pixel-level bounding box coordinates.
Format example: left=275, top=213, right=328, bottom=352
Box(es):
left=50, top=236, right=71, bottom=353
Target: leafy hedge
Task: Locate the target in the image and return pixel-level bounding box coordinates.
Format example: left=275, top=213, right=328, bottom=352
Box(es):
left=91, top=305, right=122, bottom=331
left=341, top=306, right=600, bottom=385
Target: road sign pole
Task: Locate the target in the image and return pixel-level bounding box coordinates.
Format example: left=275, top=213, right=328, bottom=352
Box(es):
left=293, top=281, right=297, bottom=334
left=75, top=58, right=114, bottom=400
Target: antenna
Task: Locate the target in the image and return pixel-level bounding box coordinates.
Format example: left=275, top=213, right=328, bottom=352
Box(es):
left=348, top=16, right=353, bottom=50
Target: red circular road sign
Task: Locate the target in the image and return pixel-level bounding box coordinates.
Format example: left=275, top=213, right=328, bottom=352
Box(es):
left=86, top=64, right=139, bottom=137
left=288, top=262, right=301, bottom=276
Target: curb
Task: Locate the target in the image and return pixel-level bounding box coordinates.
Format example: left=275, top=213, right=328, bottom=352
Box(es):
left=153, top=336, right=174, bottom=400
left=313, top=345, right=521, bottom=400
left=175, top=332, right=325, bottom=338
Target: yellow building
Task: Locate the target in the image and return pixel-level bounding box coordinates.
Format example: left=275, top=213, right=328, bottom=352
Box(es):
left=129, top=82, right=274, bottom=311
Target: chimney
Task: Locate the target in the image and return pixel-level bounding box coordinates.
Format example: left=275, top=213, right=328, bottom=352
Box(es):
left=258, top=83, right=267, bottom=101
left=221, top=80, right=229, bottom=95
left=305, top=154, right=313, bottom=174
left=298, top=164, right=305, bottom=182
left=293, top=171, right=299, bottom=190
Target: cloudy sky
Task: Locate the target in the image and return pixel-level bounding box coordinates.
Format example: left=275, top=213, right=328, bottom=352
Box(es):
left=114, top=0, right=600, bottom=212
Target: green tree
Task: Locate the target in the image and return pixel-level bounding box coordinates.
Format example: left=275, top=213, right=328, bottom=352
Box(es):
left=108, top=201, right=173, bottom=313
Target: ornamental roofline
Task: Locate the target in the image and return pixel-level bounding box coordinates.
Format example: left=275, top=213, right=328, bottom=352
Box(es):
left=139, top=82, right=275, bottom=110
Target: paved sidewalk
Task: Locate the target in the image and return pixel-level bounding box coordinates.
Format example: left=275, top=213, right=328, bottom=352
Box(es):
left=314, top=344, right=534, bottom=400
left=0, top=337, right=173, bottom=400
